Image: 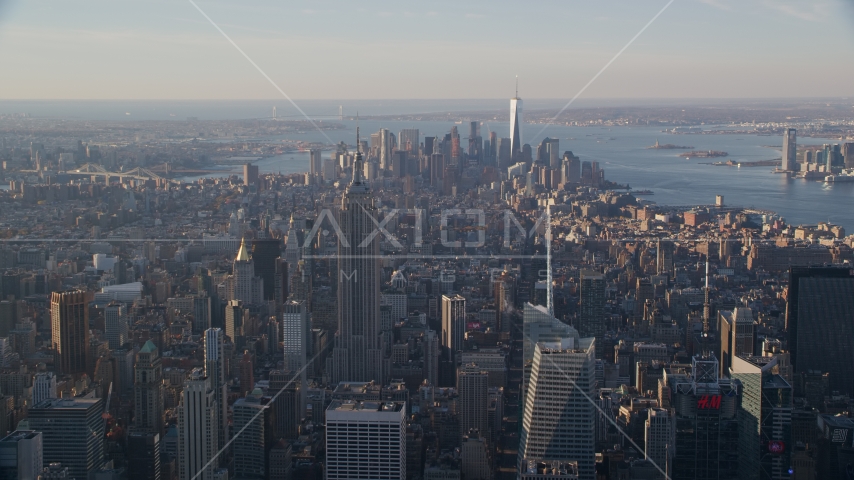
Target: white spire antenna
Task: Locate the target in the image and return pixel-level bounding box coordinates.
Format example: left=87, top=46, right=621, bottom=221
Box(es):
left=546, top=204, right=554, bottom=317
left=352, top=114, right=363, bottom=184
left=704, top=257, right=709, bottom=291
left=703, top=250, right=711, bottom=344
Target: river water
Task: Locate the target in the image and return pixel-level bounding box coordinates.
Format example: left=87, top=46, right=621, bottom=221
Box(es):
left=4, top=99, right=849, bottom=230
left=182, top=120, right=853, bottom=231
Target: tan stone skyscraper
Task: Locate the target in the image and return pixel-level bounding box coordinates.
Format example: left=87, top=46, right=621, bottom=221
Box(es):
left=231, top=238, right=262, bottom=305
left=330, top=131, right=384, bottom=384
left=441, top=294, right=466, bottom=364
left=134, top=340, right=164, bottom=436
left=50, top=290, right=89, bottom=375
left=238, top=350, right=254, bottom=396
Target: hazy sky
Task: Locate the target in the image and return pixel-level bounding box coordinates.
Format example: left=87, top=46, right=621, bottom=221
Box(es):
left=1, top=0, right=853, bottom=100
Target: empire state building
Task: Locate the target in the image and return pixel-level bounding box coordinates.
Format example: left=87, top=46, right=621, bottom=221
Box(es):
left=330, top=130, right=384, bottom=384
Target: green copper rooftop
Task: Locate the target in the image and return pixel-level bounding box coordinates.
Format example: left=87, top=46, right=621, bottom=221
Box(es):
left=140, top=340, right=158, bottom=354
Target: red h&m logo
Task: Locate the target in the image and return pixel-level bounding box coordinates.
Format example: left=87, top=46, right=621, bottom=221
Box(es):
left=697, top=395, right=721, bottom=410
left=768, top=441, right=785, bottom=454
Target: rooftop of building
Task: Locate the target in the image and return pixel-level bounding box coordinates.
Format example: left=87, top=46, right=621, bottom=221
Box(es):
left=31, top=397, right=101, bottom=410
left=327, top=400, right=405, bottom=413
left=139, top=339, right=157, bottom=354
left=100, top=282, right=143, bottom=292
left=719, top=306, right=755, bottom=324
left=819, top=414, right=854, bottom=429
left=740, top=354, right=775, bottom=367
left=462, top=348, right=506, bottom=356
left=0, top=430, right=41, bottom=443
left=537, top=336, right=595, bottom=354
left=763, top=374, right=791, bottom=389
left=235, top=389, right=272, bottom=407
left=521, top=458, right=579, bottom=475
left=235, top=237, right=250, bottom=261
left=333, top=381, right=381, bottom=394
left=580, top=269, right=605, bottom=279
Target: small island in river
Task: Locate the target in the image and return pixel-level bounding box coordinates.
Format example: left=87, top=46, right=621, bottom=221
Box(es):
left=647, top=139, right=693, bottom=149
left=679, top=150, right=728, bottom=158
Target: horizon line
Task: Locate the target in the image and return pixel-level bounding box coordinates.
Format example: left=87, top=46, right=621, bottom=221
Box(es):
left=1, top=96, right=853, bottom=102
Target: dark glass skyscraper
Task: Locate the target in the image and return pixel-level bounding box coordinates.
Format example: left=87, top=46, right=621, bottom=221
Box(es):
left=731, top=355, right=792, bottom=480
left=786, top=266, right=854, bottom=395
left=29, top=398, right=105, bottom=480
left=252, top=238, right=282, bottom=301
left=127, top=432, right=162, bottom=480
left=578, top=270, right=605, bottom=358
left=668, top=354, right=742, bottom=480
left=781, top=128, right=796, bottom=171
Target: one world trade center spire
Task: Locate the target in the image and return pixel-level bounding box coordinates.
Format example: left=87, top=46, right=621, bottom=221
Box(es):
left=510, top=76, right=523, bottom=162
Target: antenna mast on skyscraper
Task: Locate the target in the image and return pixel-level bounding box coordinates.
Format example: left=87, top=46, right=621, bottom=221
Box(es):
left=702, top=249, right=711, bottom=356
left=546, top=204, right=553, bottom=317
left=352, top=113, right=363, bottom=184
left=703, top=256, right=710, bottom=327
left=515, top=75, right=518, bottom=98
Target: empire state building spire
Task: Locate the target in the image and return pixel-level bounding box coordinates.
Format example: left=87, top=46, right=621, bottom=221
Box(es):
left=352, top=125, right=364, bottom=185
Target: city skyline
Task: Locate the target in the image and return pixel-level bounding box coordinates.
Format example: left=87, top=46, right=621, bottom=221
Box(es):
left=1, top=1, right=853, bottom=100
left=2, top=2, right=854, bottom=479
left=0, top=123, right=852, bottom=478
